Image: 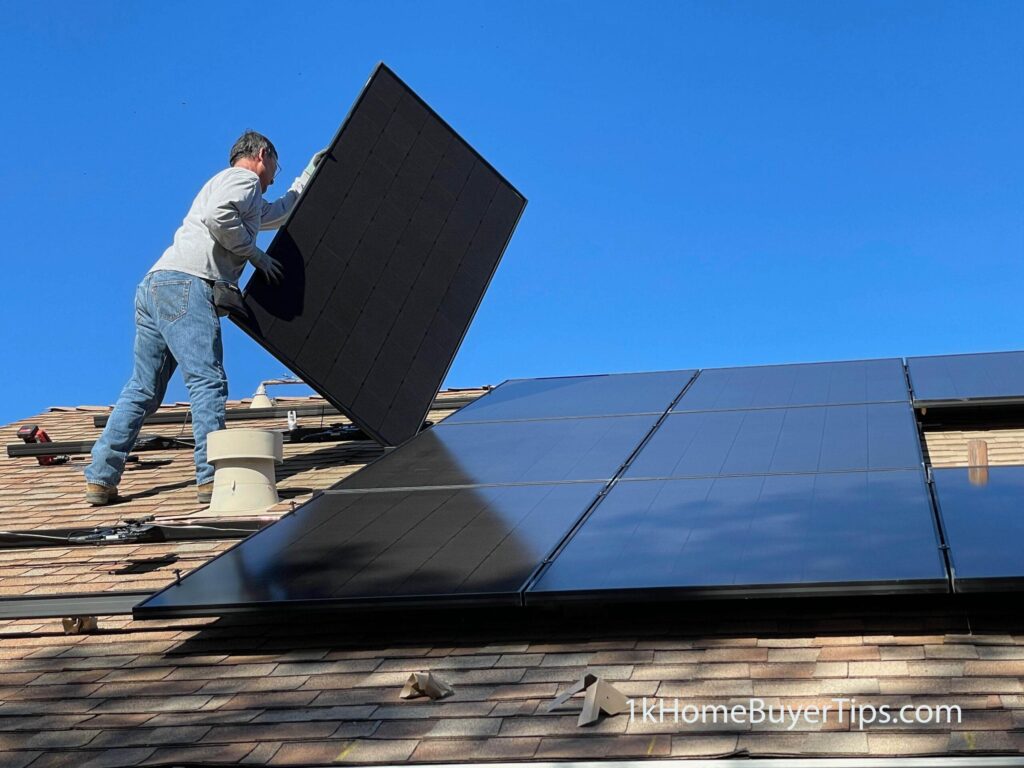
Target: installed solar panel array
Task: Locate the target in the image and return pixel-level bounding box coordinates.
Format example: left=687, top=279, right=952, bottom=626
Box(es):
left=531, top=360, right=948, bottom=600
left=136, top=352, right=1024, bottom=618
left=237, top=64, right=526, bottom=446
left=908, top=351, right=1024, bottom=408
left=135, top=371, right=696, bottom=616
left=906, top=351, right=1024, bottom=593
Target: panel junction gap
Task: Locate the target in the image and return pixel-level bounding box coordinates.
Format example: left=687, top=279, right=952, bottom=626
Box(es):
left=518, top=370, right=704, bottom=600
left=924, top=465, right=956, bottom=594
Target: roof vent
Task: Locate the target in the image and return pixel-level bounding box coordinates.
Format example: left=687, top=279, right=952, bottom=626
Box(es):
left=250, top=383, right=275, bottom=409
left=206, top=429, right=283, bottom=515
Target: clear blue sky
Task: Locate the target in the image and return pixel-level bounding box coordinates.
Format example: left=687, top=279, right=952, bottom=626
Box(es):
left=1, top=1, right=1021, bottom=427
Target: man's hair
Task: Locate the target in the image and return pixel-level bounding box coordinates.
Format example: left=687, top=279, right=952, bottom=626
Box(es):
left=229, top=130, right=277, bottom=166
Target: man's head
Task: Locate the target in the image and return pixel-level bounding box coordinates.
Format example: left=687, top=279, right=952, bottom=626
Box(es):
left=229, top=130, right=279, bottom=193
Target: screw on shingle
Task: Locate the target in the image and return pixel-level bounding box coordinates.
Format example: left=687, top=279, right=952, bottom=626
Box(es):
left=174, top=568, right=182, bottom=585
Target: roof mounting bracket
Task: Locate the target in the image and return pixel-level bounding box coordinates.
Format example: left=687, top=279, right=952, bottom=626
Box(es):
left=61, top=615, right=98, bottom=634
left=399, top=672, right=454, bottom=700
left=548, top=672, right=629, bottom=726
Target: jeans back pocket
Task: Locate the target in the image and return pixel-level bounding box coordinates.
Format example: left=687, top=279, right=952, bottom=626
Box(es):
left=151, top=279, right=191, bottom=324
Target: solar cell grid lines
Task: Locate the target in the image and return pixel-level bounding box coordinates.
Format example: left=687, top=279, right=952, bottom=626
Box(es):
left=239, top=63, right=527, bottom=446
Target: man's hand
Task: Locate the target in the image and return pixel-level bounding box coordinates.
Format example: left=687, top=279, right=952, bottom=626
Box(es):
left=250, top=248, right=283, bottom=284
left=290, top=149, right=329, bottom=194
left=307, top=148, right=328, bottom=174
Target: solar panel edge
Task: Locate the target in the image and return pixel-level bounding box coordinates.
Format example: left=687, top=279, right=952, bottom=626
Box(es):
left=373, top=63, right=529, bottom=206
left=377, top=189, right=526, bottom=440
left=225, top=320, right=395, bottom=445
left=263, top=62, right=394, bottom=239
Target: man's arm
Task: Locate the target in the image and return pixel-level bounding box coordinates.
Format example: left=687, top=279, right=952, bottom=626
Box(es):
left=200, top=171, right=262, bottom=260
left=258, top=150, right=329, bottom=230
left=258, top=189, right=299, bottom=230
left=201, top=170, right=282, bottom=283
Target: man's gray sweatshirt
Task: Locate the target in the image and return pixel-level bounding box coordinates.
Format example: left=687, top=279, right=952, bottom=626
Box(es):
left=149, top=167, right=298, bottom=285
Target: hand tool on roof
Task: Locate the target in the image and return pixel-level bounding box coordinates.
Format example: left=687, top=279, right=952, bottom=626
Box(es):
left=15, top=425, right=69, bottom=465
left=7, top=432, right=194, bottom=460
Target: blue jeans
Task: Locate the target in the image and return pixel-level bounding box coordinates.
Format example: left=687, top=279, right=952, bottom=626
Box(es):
left=86, top=271, right=228, bottom=489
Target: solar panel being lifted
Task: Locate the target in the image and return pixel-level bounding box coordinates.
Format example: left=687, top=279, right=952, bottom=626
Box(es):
left=907, top=351, right=1024, bottom=407
left=237, top=63, right=527, bottom=446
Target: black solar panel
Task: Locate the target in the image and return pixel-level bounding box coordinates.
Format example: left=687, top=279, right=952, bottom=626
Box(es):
left=135, top=483, right=605, bottom=616
left=675, top=359, right=908, bottom=412
left=932, top=466, right=1024, bottom=592
left=237, top=63, right=527, bottom=445
left=335, top=416, right=660, bottom=489
left=530, top=470, right=947, bottom=600
left=907, top=351, right=1024, bottom=407
left=443, top=370, right=696, bottom=424
left=133, top=355, right=970, bottom=619
left=625, top=403, right=922, bottom=479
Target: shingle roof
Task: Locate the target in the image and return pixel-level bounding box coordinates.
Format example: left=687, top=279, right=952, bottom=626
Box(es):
left=0, top=391, right=484, bottom=600
left=1, top=390, right=1023, bottom=765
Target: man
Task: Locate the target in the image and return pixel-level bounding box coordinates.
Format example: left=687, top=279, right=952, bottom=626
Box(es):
left=85, top=131, right=325, bottom=505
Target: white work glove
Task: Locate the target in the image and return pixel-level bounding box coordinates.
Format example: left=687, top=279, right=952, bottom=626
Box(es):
left=249, top=248, right=283, bottom=284
left=289, top=149, right=329, bottom=194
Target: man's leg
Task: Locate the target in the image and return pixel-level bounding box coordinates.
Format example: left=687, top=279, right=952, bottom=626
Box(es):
left=157, top=274, right=227, bottom=491
left=85, top=276, right=176, bottom=499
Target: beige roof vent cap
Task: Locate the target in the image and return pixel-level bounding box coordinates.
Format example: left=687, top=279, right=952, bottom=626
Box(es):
left=206, top=429, right=283, bottom=515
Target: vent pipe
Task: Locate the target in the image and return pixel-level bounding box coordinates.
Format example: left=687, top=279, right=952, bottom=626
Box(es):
left=249, top=377, right=304, bottom=409
left=249, top=383, right=275, bottom=409
left=968, top=438, right=989, bottom=486
left=206, top=429, right=283, bottom=515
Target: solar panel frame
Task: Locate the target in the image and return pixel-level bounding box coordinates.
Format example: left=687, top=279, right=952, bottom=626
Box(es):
left=235, top=63, right=527, bottom=446
left=907, top=351, right=1024, bottom=408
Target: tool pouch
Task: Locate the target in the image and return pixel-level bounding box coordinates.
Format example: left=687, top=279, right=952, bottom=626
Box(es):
left=212, top=281, right=247, bottom=320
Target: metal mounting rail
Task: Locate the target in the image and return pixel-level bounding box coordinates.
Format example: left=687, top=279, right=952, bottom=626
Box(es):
left=89, top=395, right=481, bottom=428
left=7, top=424, right=380, bottom=459
left=0, top=591, right=150, bottom=619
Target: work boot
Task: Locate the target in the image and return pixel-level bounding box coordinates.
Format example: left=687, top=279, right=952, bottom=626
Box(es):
left=85, top=483, right=117, bottom=506
left=197, top=484, right=213, bottom=505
